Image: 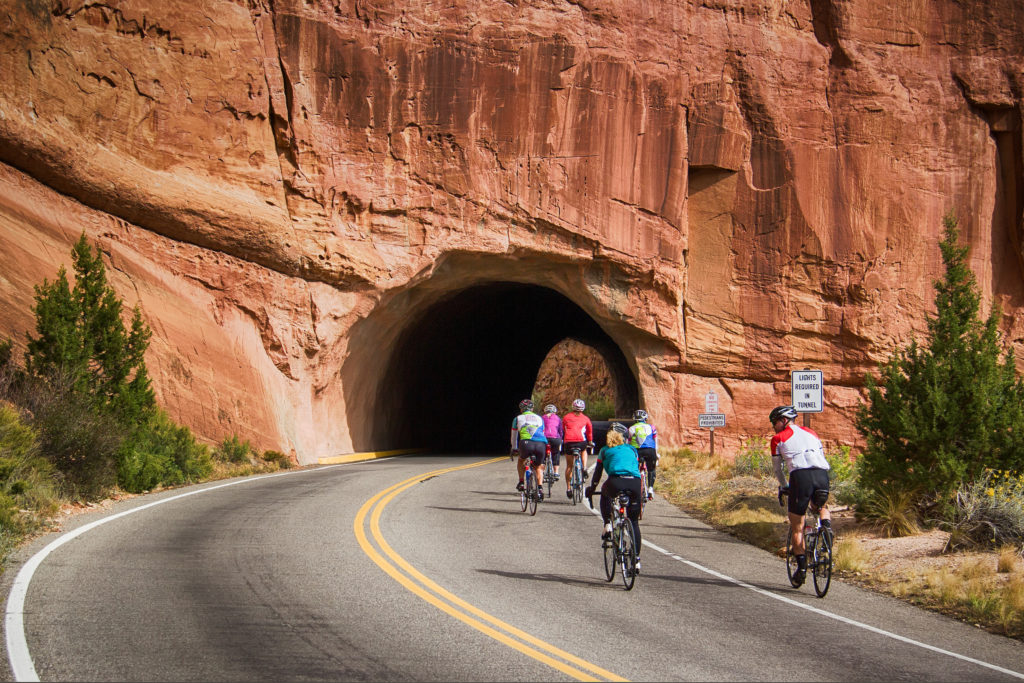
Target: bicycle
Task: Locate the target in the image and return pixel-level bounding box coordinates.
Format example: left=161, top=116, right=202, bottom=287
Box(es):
left=567, top=446, right=585, bottom=505
left=779, top=488, right=833, bottom=597
left=520, top=456, right=539, bottom=516
left=590, top=491, right=638, bottom=590
left=543, top=446, right=556, bottom=500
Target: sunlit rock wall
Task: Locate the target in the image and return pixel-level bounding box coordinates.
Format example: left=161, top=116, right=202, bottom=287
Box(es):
left=1, top=0, right=1022, bottom=460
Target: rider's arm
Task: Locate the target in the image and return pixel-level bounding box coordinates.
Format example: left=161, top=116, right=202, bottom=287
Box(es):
left=589, top=452, right=604, bottom=488
left=772, top=455, right=787, bottom=487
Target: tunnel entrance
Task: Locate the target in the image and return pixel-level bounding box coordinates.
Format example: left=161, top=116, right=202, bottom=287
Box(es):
left=364, top=282, right=638, bottom=453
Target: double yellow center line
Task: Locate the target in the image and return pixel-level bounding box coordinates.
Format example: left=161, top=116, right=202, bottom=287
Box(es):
left=353, top=457, right=627, bottom=682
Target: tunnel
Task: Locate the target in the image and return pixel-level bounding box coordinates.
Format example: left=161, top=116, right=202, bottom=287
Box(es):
left=357, top=282, right=639, bottom=453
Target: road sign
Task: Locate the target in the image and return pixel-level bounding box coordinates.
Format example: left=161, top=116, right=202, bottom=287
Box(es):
left=704, top=390, right=718, bottom=414
left=698, top=413, right=726, bottom=428
left=791, top=369, right=824, bottom=413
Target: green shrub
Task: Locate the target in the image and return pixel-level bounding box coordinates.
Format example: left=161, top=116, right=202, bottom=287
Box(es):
left=117, top=411, right=213, bottom=492
left=0, top=405, right=60, bottom=549
left=732, top=437, right=772, bottom=478
left=860, top=484, right=921, bottom=537
left=826, top=445, right=860, bottom=506
left=944, top=469, right=1024, bottom=552
left=215, top=435, right=255, bottom=464
left=584, top=394, right=616, bottom=420
left=262, top=450, right=292, bottom=469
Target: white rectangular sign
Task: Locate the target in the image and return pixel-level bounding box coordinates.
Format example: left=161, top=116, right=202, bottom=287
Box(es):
left=698, top=413, right=726, bottom=428
left=791, top=369, right=824, bottom=413
left=705, top=390, right=718, bottom=414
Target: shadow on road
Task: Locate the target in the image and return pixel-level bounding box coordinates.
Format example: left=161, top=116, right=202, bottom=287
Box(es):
left=476, top=568, right=622, bottom=590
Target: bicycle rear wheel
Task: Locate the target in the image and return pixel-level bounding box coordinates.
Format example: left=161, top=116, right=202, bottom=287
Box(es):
left=813, top=528, right=833, bottom=597
left=520, top=471, right=529, bottom=512
left=639, top=470, right=648, bottom=520
left=603, top=528, right=616, bottom=581
left=785, top=536, right=801, bottom=587
left=528, top=473, right=538, bottom=516
left=544, top=456, right=553, bottom=498
left=572, top=459, right=583, bottom=504
left=619, top=522, right=637, bottom=591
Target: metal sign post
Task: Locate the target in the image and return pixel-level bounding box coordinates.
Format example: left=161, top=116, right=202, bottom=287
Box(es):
left=698, top=412, right=726, bottom=455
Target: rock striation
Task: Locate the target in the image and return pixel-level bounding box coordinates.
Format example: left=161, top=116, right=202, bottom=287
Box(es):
left=1, top=1, right=1023, bottom=461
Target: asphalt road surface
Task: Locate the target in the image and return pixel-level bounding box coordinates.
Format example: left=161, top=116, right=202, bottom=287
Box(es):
left=3, top=454, right=1024, bottom=681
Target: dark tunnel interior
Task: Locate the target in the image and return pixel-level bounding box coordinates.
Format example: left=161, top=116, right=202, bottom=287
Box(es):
left=373, top=283, right=638, bottom=453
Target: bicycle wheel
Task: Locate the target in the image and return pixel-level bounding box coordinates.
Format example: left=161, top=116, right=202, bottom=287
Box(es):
left=639, top=470, right=648, bottom=520
left=785, top=536, right=801, bottom=587
left=603, top=527, right=616, bottom=581
left=520, top=470, right=529, bottom=512
left=813, top=528, right=833, bottom=597
left=528, top=472, right=538, bottom=516
left=619, top=522, right=637, bottom=591
left=545, top=456, right=553, bottom=498
left=573, top=459, right=584, bottom=504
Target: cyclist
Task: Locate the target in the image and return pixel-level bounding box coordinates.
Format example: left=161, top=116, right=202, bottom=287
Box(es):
left=511, top=399, right=548, bottom=500
left=562, top=398, right=594, bottom=499
left=628, top=409, right=659, bottom=500
left=769, top=404, right=831, bottom=588
left=542, top=404, right=563, bottom=480
left=585, top=422, right=643, bottom=572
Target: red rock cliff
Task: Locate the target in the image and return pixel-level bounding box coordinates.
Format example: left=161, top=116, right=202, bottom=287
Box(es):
left=0, top=1, right=1022, bottom=460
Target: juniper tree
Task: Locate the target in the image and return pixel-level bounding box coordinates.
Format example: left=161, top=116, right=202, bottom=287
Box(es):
left=856, top=214, right=1024, bottom=512
left=25, top=233, right=155, bottom=424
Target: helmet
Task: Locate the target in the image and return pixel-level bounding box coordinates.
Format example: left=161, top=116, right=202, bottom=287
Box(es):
left=633, top=409, right=648, bottom=421
left=610, top=422, right=629, bottom=436
left=519, top=399, right=534, bottom=412
left=769, top=405, right=798, bottom=424
left=544, top=404, right=557, bottom=414
left=572, top=398, right=586, bottom=411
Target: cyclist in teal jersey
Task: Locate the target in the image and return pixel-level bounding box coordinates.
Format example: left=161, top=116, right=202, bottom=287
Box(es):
left=585, top=423, right=643, bottom=571
left=511, top=399, right=548, bottom=500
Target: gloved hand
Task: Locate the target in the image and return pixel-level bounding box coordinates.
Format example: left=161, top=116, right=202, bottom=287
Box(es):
left=777, top=485, right=789, bottom=507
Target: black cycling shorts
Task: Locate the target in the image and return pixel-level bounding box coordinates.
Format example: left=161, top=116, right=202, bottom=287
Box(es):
left=564, top=441, right=588, bottom=456
left=788, top=467, right=830, bottom=516
left=518, top=440, right=546, bottom=466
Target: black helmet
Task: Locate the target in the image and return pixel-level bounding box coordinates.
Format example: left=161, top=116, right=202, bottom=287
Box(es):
left=519, top=399, right=534, bottom=412
left=769, top=405, right=798, bottom=424
left=610, top=422, right=629, bottom=436
left=633, top=409, right=648, bottom=421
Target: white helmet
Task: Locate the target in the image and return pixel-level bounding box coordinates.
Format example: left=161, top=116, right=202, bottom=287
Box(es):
left=544, top=404, right=557, bottom=414
left=572, top=398, right=586, bottom=411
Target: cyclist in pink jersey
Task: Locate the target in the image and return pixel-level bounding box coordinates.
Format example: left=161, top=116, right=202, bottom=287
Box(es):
left=562, top=398, right=594, bottom=498
left=541, top=404, right=563, bottom=480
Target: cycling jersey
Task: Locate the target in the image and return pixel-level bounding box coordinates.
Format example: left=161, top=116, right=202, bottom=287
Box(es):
left=770, top=424, right=829, bottom=471
left=562, top=412, right=593, bottom=443
left=628, top=421, right=657, bottom=450
left=596, top=444, right=641, bottom=478
left=542, top=413, right=563, bottom=439
left=511, top=411, right=547, bottom=445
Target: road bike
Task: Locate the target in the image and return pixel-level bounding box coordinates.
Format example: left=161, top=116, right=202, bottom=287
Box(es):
left=520, top=457, right=539, bottom=515
left=592, top=491, right=638, bottom=590
left=543, top=446, right=556, bottom=500
left=780, top=488, right=833, bottom=597
left=568, top=446, right=585, bottom=505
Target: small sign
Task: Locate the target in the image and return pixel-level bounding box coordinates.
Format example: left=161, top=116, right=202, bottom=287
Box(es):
left=791, top=369, right=824, bottom=413
left=698, top=413, right=726, bottom=428
left=705, top=390, right=719, bottom=414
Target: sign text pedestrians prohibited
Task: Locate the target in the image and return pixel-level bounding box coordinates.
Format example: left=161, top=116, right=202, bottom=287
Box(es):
left=698, top=413, right=726, bottom=428
left=791, top=369, right=823, bottom=413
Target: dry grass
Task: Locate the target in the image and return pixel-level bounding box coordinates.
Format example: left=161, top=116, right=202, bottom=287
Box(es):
left=998, top=546, right=1020, bottom=574
left=834, top=536, right=871, bottom=573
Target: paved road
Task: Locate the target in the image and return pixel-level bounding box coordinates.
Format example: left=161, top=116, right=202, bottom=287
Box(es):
left=3, top=454, right=1023, bottom=681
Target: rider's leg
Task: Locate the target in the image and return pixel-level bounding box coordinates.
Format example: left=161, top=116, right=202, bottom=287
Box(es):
left=788, top=512, right=806, bottom=555
left=564, top=452, right=575, bottom=491
left=517, top=456, right=525, bottom=483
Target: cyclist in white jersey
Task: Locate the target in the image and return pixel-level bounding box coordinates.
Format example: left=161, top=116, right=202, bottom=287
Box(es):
left=769, top=405, right=831, bottom=587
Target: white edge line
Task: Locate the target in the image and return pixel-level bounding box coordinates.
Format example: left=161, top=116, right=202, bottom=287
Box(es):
left=584, top=502, right=1024, bottom=680
left=4, top=461, right=365, bottom=682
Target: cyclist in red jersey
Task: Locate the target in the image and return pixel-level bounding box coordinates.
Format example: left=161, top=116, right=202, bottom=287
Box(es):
left=562, top=398, right=594, bottom=499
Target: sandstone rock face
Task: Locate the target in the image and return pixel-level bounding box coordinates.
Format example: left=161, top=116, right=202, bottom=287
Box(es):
left=1, top=1, right=1022, bottom=461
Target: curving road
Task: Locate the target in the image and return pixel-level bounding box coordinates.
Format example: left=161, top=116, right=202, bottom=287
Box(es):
left=3, top=454, right=1024, bottom=681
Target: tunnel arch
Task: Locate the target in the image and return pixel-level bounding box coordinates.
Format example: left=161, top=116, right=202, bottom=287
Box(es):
left=344, top=281, right=639, bottom=453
